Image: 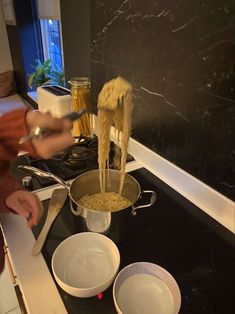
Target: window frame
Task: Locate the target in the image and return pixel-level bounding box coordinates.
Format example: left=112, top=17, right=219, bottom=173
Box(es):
left=39, top=19, right=64, bottom=70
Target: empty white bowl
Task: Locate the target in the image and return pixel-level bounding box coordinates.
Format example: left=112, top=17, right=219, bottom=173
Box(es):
left=113, top=262, right=181, bottom=314
left=51, top=232, right=120, bottom=298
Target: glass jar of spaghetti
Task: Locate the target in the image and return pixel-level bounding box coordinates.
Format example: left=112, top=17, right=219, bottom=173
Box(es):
left=68, top=77, right=92, bottom=137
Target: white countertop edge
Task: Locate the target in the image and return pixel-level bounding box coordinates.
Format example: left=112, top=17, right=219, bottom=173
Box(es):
left=0, top=213, right=67, bottom=314
left=128, top=136, right=235, bottom=233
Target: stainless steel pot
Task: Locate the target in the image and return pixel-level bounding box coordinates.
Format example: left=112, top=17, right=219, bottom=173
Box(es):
left=19, top=166, right=156, bottom=243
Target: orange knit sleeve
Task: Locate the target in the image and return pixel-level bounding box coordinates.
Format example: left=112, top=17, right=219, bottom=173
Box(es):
left=0, top=108, right=36, bottom=159
left=0, top=167, right=23, bottom=212
left=0, top=109, right=36, bottom=213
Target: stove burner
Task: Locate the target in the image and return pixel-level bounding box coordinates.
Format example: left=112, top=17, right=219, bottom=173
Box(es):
left=71, top=146, right=88, bottom=158
left=61, top=139, right=98, bottom=168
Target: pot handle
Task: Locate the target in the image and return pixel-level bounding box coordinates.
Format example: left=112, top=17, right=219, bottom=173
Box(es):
left=18, top=165, right=70, bottom=190
left=70, top=199, right=83, bottom=216
left=131, top=190, right=157, bottom=216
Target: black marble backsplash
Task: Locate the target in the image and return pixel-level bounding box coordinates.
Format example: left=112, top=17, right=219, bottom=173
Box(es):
left=90, top=0, right=235, bottom=201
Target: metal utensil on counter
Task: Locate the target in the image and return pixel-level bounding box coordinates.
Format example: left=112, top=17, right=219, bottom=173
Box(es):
left=19, top=108, right=97, bottom=144
left=32, top=188, right=68, bottom=256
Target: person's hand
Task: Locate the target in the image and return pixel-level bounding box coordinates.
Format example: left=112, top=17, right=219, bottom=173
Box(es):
left=5, top=190, right=43, bottom=228
left=26, top=110, right=74, bottom=159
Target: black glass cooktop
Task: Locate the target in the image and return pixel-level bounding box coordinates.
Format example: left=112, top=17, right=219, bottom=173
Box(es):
left=32, top=168, right=235, bottom=314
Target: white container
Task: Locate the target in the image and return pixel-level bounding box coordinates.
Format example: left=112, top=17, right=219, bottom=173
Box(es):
left=113, top=262, right=181, bottom=314
left=51, top=232, right=120, bottom=298
left=37, top=85, right=71, bottom=118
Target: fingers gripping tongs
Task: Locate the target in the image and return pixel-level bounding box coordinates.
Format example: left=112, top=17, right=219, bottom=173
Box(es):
left=19, top=108, right=97, bottom=144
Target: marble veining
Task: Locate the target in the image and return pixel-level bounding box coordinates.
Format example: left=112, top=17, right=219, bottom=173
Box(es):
left=91, top=0, right=235, bottom=200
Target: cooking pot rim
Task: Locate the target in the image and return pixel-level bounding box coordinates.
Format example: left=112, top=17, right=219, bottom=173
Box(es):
left=69, top=168, right=142, bottom=213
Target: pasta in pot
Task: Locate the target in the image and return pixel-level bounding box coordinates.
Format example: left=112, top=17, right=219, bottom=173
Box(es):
left=77, top=192, right=132, bottom=212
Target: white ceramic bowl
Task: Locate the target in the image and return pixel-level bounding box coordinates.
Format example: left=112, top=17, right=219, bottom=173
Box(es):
left=113, top=262, right=181, bottom=314
left=51, top=232, right=120, bottom=298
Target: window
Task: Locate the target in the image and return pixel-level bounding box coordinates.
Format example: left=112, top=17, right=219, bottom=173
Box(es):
left=40, top=19, right=63, bottom=70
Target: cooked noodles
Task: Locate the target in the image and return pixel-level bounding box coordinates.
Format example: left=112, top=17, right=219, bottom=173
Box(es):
left=78, top=192, right=132, bottom=212
left=97, top=77, right=133, bottom=195
left=97, top=109, right=114, bottom=193
left=77, top=77, right=133, bottom=212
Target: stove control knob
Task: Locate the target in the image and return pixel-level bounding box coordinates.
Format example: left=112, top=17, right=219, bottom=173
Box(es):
left=22, top=176, right=33, bottom=189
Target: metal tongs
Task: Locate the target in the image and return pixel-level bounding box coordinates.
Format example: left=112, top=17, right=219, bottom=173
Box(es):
left=19, top=108, right=97, bottom=144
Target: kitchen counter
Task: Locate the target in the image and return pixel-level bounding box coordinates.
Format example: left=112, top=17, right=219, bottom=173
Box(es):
left=31, top=168, right=235, bottom=313
left=1, top=132, right=234, bottom=313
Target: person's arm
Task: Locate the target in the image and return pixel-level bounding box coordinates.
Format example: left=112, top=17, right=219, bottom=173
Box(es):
left=0, top=108, right=74, bottom=160
left=0, top=109, right=37, bottom=213
left=0, top=108, right=73, bottom=215
left=0, top=109, right=34, bottom=212
left=0, top=108, right=36, bottom=159
left=26, top=110, right=74, bottom=159
left=0, top=166, right=42, bottom=228
left=0, top=169, right=24, bottom=212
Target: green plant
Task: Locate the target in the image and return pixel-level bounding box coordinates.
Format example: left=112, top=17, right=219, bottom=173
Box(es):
left=51, top=64, right=65, bottom=87
left=28, top=59, right=65, bottom=90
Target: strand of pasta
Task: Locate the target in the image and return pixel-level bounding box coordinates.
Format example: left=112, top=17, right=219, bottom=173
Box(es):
left=98, top=109, right=114, bottom=193
left=118, top=92, right=133, bottom=194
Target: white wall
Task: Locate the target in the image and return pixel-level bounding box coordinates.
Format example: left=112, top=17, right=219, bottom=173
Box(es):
left=0, top=4, right=12, bottom=73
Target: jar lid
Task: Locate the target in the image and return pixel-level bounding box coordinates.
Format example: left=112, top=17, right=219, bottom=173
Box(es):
left=68, top=77, right=90, bottom=87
